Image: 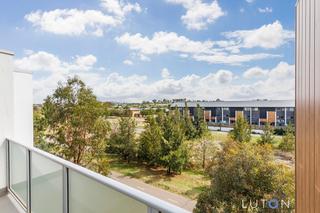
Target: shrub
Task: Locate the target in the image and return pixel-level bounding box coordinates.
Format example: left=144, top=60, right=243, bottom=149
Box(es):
left=194, top=141, right=295, bottom=213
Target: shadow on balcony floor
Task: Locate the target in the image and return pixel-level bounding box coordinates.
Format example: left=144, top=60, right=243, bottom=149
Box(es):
left=0, top=194, right=24, bottom=213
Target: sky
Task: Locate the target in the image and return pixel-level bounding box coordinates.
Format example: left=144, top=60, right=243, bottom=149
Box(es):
left=0, top=0, right=296, bottom=103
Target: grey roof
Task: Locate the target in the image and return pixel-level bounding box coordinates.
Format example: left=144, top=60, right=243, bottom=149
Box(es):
left=171, top=100, right=295, bottom=108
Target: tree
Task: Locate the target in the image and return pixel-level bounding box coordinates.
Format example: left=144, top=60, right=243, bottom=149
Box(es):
left=138, top=116, right=163, bottom=166
left=160, top=109, right=188, bottom=174
left=229, top=116, right=251, bottom=143
left=194, top=104, right=208, bottom=138
left=185, top=132, right=217, bottom=170
left=278, top=124, right=295, bottom=152
left=34, top=107, right=53, bottom=151
left=161, top=145, right=188, bottom=174
left=42, top=77, right=110, bottom=173
left=183, top=102, right=197, bottom=139
left=194, top=141, right=295, bottom=213
left=109, top=117, right=137, bottom=162
left=258, top=122, right=274, bottom=145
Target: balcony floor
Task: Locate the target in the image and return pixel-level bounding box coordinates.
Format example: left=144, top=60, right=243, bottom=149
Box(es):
left=0, top=194, right=24, bottom=213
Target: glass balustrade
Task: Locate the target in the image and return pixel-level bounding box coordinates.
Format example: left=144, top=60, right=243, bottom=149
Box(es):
left=6, top=139, right=189, bottom=213
left=9, top=142, right=28, bottom=206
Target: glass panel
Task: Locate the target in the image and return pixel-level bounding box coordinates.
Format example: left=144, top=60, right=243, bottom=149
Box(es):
left=31, top=152, right=63, bottom=213
left=69, top=170, right=148, bottom=213
left=10, top=143, right=27, bottom=205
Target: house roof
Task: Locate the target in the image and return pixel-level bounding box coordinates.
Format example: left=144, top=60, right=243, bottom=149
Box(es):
left=171, top=100, right=295, bottom=108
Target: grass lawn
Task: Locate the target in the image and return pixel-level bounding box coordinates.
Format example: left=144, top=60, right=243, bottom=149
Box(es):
left=108, top=155, right=211, bottom=200
left=210, top=131, right=283, bottom=149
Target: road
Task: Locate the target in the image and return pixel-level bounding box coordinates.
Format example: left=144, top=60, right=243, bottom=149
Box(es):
left=109, top=171, right=196, bottom=212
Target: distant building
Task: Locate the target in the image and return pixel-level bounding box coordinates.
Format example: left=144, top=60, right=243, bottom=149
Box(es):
left=171, top=100, right=295, bottom=127
left=128, top=107, right=142, bottom=118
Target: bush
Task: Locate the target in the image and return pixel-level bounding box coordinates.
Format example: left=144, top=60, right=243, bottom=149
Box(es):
left=274, top=128, right=286, bottom=136
left=278, top=124, right=295, bottom=152
left=258, top=122, right=274, bottom=145
left=194, top=141, right=295, bottom=213
left=229, top=116, right=251, bottom=143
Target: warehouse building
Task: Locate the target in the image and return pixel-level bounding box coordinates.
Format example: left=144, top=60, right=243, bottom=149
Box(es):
left=171, top=100, right=295, bottom=127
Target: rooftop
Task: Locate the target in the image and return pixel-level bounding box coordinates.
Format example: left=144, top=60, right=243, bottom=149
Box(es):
left=171, top=100, right=295, bottom=108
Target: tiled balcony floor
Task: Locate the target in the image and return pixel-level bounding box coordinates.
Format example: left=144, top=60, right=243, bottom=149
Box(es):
left=0, top=194, right=24, bottom=213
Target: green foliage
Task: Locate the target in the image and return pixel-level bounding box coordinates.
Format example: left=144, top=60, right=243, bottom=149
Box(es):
left=33, top=107, right=55, bottom=152
left=138, top=116, right=163, bottom=166
left=161, top=145, right=188, bottom=174
left=160, top=110, right=188, bottom=174
left=193, top=104, right=208, bottom=138
left=161, top=109, right=185, bottom=153
left=229, top=116, right=251, bottom=143
left=258, top=122, right=275, bottom=145
left=42, top=77, right=110, bottom=174
left=195, top=141, right=295, bottom=213
left=274, top=127, right=285, bottom=136
left=278, top=124, right=295, bottom=152
left=109, top=117, right=137, bottom=162
left=141, top=108, right=157, bottom=116
left=137, top=109, right=189, bottom=174
left=183, top=102, right=197, bottom=139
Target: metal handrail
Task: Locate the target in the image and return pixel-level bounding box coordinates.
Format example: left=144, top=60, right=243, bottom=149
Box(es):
left=6, top=138, right=190, bottom=213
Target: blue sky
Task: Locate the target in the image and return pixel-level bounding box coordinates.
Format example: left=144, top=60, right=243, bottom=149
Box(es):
left=0, top=0, right=296, bottom=103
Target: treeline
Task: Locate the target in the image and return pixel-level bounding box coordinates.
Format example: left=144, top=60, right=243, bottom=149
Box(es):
left=107, top=105, right=208, bottom=174
left=34, top=77, right=209, bottom=175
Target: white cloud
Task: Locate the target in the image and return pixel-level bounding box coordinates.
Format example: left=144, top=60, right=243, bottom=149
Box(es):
left=14, top=51, right=101, bottom=103
left=93, top=62, right=294, bottom=102
left=166, top=0, right=225, bottom=30
left=224, top=21, right=294, bottom=50
left=100, top=0, right=141, bottom=18
left=17, top=51, right=294, bottom=103
left=258, top=7, right=272, bottom=13
left=246, top=0, right=255, bottom=3
left=193, top=53, right=279, bottom=65
left=123, top=59, right=133, bottom=65
left=116, top=31, right=215, bottom=55
left=243, top=67, right=268, bottom=79
left=161, top=68, right=171, bottom=79
left=25, top=0, right=141, bottom=36
left=116, top=31, right=279, bottom=65
left=139, top=54, right=151, bottom=61
left=268, top=61, right=295, bottom=80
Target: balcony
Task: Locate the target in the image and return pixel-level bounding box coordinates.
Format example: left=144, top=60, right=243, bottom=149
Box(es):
left=0, top=139, right=189, bottom=213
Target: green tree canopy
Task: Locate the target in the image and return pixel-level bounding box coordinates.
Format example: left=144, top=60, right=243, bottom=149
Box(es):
left=138, top=116, right=163, bottom=166
left=42, top=77, right=110, bottom=174
left=194, top=104, right=208, bottom=138
left=195, top=141, right=294, bottom=213
left=183, top=102, right=197, bottom=139
left=229, top=116, right=251, bottom=143
left=258, top=122, right=275, bottom=145
left=109, top=117, right=137, bottom=162
left=278, top=124, right=295, bottom=152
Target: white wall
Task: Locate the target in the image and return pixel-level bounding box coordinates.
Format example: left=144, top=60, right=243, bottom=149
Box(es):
left=13, top=71, right=33, bottom=146
left=0, top=50, right=15, bottom=189
left=0, top=50, right=33, bottom=189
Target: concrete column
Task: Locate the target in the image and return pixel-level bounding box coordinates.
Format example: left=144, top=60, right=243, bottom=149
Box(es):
left=0, top=50, right=33, bottom=190
left=0, top=50, right=15, bottom=190
left=284, top=108, right=287, bottom=126
left=221, top=107, right=224, bottom=123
